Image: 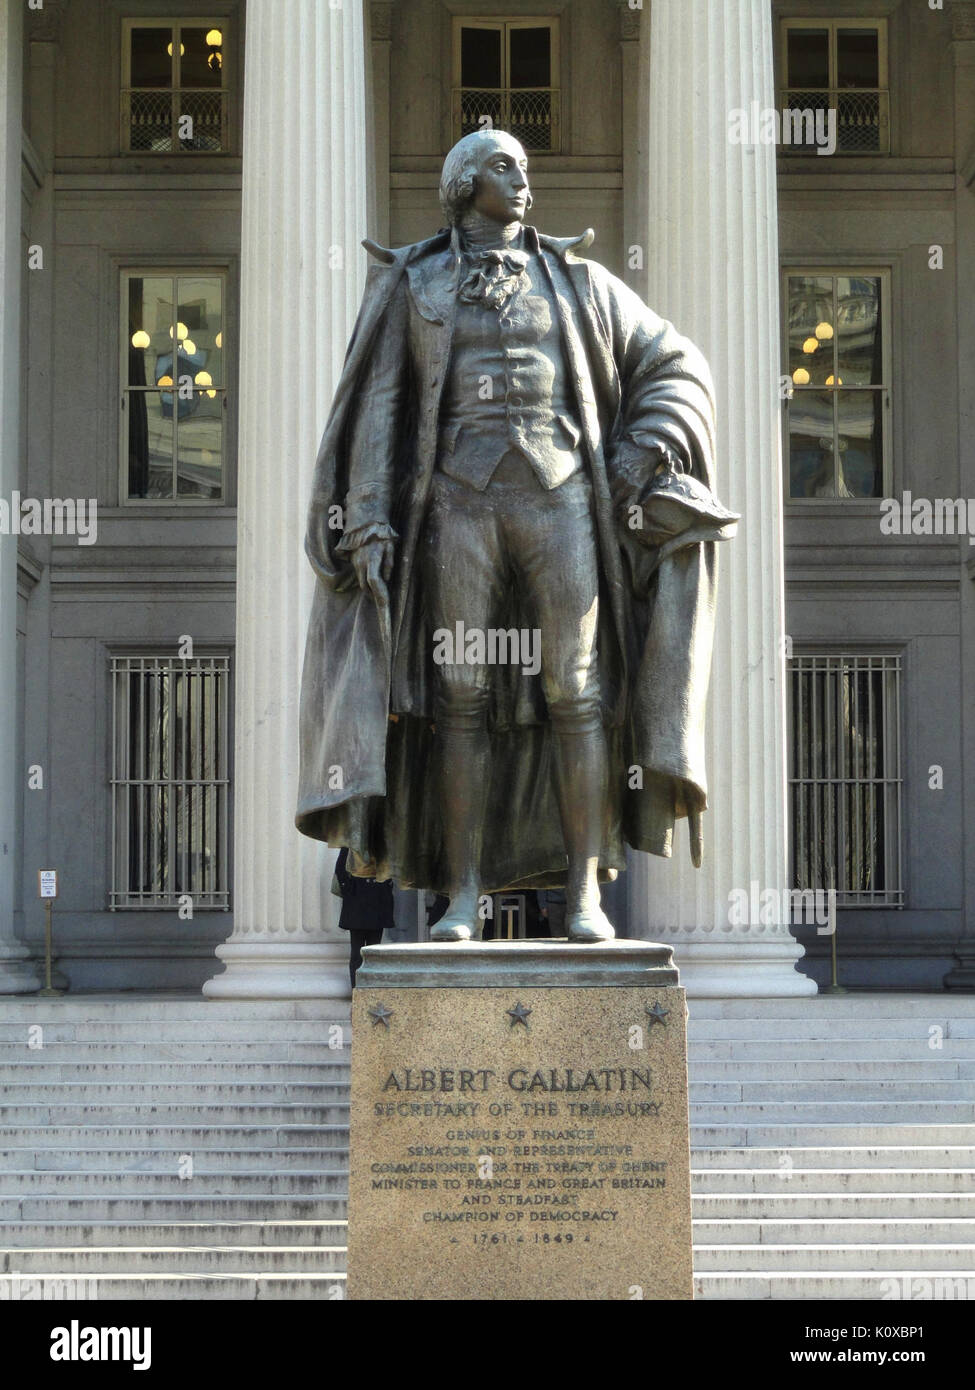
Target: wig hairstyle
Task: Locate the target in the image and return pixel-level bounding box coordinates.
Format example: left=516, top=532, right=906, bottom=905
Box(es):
left=438, top=129, right=534, bottom=225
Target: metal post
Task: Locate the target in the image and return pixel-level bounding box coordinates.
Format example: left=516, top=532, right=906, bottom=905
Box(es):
left=38, top=899, right=63, bottom=998
left=822, top=900, right=846, bottom=995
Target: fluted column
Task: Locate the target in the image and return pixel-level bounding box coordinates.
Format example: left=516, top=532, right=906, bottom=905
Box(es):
left=947, top=0, right=975, bottom=988
left=205, top=0, right=369, bottom=998
left=632, top=0, right=815, bottom=995
left=0, top=0, right=40, bottom=994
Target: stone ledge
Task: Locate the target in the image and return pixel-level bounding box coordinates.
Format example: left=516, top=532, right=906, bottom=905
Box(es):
left=357, top=939, right=679, bottom=989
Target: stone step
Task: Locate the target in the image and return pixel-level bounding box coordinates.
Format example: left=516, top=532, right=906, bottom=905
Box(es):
left=0, top=1172, right=349, bottom=1195
left=689, top=1060, right=973, bottom=1081
left=0, top=1197, right=349, bottom=1220
left=689, top=1039, right=975, bottom=1060
left=0, top=1063, right=351, bottom=1081
left=0, top=1125, right=348, bottom=1149
left=0, top=1220, right=346, bottom=1248
left=0, top=1104, right=349, bottom=1125
left=693, top=1244, right=975, bottom=1272
left=688, top=996, right=975, bottom=1018
left=0, top=1044, right=353, bottom=1063
left=0, top=1245, right=346, bottom=1274
left=689, top=1081, right=975, bottom=1101
left=690, top=1146, right=975, bottom=1169
left=0, top=1022, right=352, bottom=1043
left=690, top=1102, right=975, bottom=1123
left=0, top=1149, right=348, bottom=1173
left=688, top=1019, right=975, bottom=1039
left=0, top=1083, right=350, bottom=1103
left=694, top=1271, right=973, bottom=1300
left=691, top=1168, right=975, bottom=1194
left=693, top=1218, right=975, bottom=1245
left=692, top=1194, right=975, bottom=1218
left=691, top=1123, right=975, bottom=1147
left=0, top=999, right=351, bottom=1021
left=0, top=1272, right=347, bottom=1300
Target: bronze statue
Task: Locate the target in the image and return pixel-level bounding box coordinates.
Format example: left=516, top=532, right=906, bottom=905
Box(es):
left=296, top=130, right=737, bottom=943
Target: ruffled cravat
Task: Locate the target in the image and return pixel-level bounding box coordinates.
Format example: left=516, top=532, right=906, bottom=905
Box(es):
left=457, top=248, right=529, bottom=310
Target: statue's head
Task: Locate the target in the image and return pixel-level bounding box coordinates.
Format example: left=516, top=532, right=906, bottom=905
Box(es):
left=439, top=130, right=533, bottom=227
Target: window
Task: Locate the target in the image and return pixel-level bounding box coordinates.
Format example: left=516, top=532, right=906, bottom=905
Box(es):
left=780, top=18, right=889, bottom=154
left=789, top=653, right=903, bottom=908
left=122, top=270, right=227, bottom=502
left=453, top=17, right=560, bottom=153
left=122, top=19, right=228, bottom=153
left=111, top=654, right=231, bottom=910
left=784, top=270, right=889, bottom=499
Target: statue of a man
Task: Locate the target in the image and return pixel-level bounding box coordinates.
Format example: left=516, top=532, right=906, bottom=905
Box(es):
left=296, top=131, right=737, bottom=943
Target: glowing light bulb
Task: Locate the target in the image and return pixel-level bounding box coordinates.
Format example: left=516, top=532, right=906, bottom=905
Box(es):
left=182, top=339, right=197, bottom=356
left=206, top=389, right=217, bottom=399
left=157, top=374, right=174, bottom=388
left=206, top=29, right=223, bottom=46
left=792, top=368, right=810, bottom=386
left=815, top=322, right=834, bottom=341
left=131, top=330, right=150, bottom=349
left=825, top=375, right=843, bottom=387
left=194, top=370, right=213, bottom=387
left=215, top=332, right=223, bottom=349
left=802, top=337, right=819, bottom=355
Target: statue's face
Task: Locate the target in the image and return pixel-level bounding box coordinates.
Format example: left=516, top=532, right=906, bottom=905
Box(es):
left=470, top=135, right=530, bottom=224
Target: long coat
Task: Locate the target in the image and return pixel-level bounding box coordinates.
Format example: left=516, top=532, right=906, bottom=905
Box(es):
left=295, top=225, right=737, bottom=892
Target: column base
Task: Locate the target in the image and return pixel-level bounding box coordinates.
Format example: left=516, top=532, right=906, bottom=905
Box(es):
left=203, top=939, right=351, bottom=1000
left=0, top=945, right=42, bottom=995
left=665, top=939, right=818, bottom=997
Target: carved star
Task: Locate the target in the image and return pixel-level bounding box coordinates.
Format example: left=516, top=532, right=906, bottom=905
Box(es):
left=645, top=1001, right=669, bottom=1028
left=368, top=1002, right=394, bottom=1028
left=506, top=1001, right=532, bottom=1029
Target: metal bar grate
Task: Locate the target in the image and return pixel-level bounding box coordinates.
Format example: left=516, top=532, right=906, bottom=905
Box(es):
left=788, top=652, right=903, bottom=907
left=110, top=655, right=230, bottom=909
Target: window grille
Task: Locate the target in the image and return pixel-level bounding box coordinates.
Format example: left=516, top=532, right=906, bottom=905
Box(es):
left=780, top=19, right=889, bottom=155
left=789, top=653, right=903, bottom=907
left=122, top=20, right=228, bottom=153
left=111, top=655, right=230, bottom=909
left=453, top=18, right=560, bottom=152
left=778, top=88, right=890, bottom=155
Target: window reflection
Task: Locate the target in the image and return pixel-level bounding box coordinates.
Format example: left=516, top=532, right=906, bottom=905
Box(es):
left=125, top=273, right=225, bottom=501
left=786, top=273, right=885, bottom=498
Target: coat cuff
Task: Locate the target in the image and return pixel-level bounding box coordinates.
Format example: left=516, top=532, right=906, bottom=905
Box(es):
left=336, top=521, right=398, bottom=554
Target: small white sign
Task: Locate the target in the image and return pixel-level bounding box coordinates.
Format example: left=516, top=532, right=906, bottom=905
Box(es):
left=38, top=870, right=58, bottom=899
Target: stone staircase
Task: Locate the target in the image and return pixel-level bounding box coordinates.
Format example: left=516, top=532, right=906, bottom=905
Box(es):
left=0, top=993, right=973, bottom=1299
left=0, top=998, right=351, bottom=1299
left=689, top=996, right=975, bottom=1299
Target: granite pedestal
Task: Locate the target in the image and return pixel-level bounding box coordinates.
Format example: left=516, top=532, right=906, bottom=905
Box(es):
left=348, top=941, right=692, bottom=1300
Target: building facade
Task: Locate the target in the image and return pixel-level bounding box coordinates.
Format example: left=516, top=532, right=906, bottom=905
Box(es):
left=1, top=0, right=973, bottom=997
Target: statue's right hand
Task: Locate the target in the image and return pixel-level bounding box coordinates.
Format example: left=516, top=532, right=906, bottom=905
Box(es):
left=352, top=537, right=395, bottom=608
